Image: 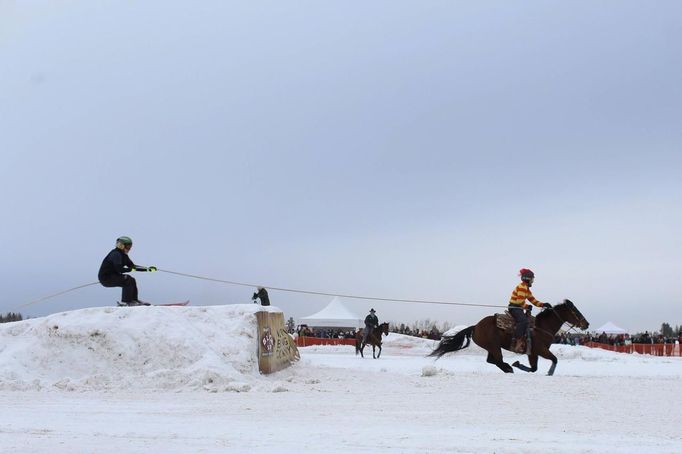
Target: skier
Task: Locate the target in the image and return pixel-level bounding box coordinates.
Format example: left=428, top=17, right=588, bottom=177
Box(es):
left=362, top=308, right=379, bottom=346
left=252, top=287, right=271, bottom=306
left=509, top=268, right=552, bottom=353
left=98, top=236, right=157, bottom=306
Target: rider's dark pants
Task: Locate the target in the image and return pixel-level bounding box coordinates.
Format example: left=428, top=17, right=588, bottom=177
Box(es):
left=100, top=274, right=138, bottom=303
left=509, top=305, right=528, bottom=338
left=362, top=324, right=373, bottom=344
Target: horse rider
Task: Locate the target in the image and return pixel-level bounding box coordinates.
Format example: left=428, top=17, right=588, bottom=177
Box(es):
left=363, top=308, right=379, bottom=346
left=509, top=268, right=552, bottom=353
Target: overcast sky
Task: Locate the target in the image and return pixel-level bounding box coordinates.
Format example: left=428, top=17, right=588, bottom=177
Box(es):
left=1, top=1, right=681, bottom=333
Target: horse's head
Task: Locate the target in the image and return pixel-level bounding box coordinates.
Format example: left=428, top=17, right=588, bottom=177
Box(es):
left=556, top=299, right=590, bottom=330
left=380, top=322, right=390, bottom=336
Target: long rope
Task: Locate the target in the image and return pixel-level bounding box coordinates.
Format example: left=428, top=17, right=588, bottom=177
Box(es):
left=15, top=281, right=100, bottom=310
left=158, top=269, right=506, bottom=309
left=13, top=269, right=507, bottom=312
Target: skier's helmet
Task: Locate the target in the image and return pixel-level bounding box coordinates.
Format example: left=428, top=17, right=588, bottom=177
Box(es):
left=116, top=236, right=133, bottom=249
left=519, top=268, right=535, bottom=283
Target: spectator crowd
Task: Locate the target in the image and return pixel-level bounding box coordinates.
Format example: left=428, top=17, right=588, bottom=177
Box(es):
left=294, top=323, right=447, bottom=341
left=556, top=331, right=682, bottom=346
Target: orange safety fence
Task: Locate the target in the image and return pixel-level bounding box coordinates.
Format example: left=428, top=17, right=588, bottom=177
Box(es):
left=585, top=341, right=682, bottom=357
left=295, top=336, right=356, bottom=347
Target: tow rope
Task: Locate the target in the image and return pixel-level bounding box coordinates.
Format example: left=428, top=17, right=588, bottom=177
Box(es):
left=14, top=269, right=507, bottom=312
left=158, top=269, right=506, bottom=308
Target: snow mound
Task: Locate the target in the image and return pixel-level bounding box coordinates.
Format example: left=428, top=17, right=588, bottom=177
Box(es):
left=0, top=305, right=280, bottom=392
left=382, top=332, right=438, bottom=351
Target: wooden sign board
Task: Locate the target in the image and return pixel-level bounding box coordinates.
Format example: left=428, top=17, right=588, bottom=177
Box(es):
left=256, top=310, right=300, bottom=374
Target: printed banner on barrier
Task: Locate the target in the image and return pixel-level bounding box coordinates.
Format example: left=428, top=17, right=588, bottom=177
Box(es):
left=256, top=311, right=300, bottom=374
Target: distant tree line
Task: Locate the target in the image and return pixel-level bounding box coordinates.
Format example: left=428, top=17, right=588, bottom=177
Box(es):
left=0, top=312, right=23, bottom=323
left=389, top=319, right=453, bottom=339
left=660, top=323, right=681, bottom=338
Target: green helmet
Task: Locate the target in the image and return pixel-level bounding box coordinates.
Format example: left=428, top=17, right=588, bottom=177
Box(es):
left=116, top=236, right=133, bottom=247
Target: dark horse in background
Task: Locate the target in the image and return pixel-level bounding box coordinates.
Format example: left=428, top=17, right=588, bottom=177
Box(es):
left=429, top=299, right=589, bottom=375
left=356, top=322, right=390, bottom=359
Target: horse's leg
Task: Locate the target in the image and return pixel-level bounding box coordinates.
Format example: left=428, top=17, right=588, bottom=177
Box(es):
left=512, top=353, right=538, bottom=373
left=377, top=344, right=382, bottom=359
left=512, top=335, right=543, bottom=373
left=546, top=355, right=558, bottom=376
left=486, top=348, right=513, bottom=373
left=372, top=344, right=377, bottom=359
left=536, top=348, right=558, bottom=375
left=472, top=317, right=514, bottom=373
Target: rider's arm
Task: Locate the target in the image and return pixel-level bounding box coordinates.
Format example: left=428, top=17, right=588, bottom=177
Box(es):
left=525, top=288, right=544, bottom=308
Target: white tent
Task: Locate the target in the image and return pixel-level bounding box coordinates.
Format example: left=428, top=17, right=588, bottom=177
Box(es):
left=595, top=321, right=627, bottom=334
left=299, top=297, right=363, bottom=329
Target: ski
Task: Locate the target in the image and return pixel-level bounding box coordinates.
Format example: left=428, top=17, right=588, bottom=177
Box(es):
left=117, top=300, right=190, bottom=307
left=155, top=300, right=190, bottom=307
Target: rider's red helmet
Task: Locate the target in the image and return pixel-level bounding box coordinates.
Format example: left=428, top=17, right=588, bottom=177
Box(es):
left=519, top=268, right=535, bottom=283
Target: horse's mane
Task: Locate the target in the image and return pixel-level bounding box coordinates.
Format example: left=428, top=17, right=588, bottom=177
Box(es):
left=535, top=300, right=569, bottom=322
left=535, top=300, right=573, bottom=320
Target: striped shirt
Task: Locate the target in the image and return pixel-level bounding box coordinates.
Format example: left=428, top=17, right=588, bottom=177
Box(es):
left=509, top=282, right=544, bottom=309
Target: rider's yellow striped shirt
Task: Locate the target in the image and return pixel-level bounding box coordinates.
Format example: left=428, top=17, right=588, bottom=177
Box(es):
left=509, top=282, right=544, bottom=309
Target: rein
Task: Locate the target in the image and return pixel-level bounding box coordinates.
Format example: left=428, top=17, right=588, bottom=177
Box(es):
left=533, top=305, right=580, bottom=339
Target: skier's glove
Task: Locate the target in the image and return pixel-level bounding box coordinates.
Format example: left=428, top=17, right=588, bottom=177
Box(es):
left=148, top=266, right=157, bottom=272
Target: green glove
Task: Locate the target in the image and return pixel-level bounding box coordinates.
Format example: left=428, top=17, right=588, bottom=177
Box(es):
left=148, top=266, right=157, bottom=272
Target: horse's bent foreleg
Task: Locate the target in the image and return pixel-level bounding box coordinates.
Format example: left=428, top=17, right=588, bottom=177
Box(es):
left=377, top=345, right=382, bottom=359
left=512, top=354, right=539, bottom=373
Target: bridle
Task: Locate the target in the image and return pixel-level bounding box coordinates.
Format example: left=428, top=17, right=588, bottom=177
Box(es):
left=533, top=303, right=585, bottom=339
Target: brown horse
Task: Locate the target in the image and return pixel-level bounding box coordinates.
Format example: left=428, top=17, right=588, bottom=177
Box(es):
left=429, top=299, right=589, bottom=375
left=356, top=322, right=390, bottom=359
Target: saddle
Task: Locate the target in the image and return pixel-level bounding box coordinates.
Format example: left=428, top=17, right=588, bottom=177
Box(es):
left=496, top=311, right=535, bottom=354
left=495, top=311, right=536, bottom=334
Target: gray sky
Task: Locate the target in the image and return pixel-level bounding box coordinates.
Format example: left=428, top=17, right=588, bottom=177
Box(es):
left=2, top=1, right=681, bottom=333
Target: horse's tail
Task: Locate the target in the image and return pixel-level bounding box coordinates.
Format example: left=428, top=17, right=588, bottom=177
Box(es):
left=428, top=326, right=474, bottom=359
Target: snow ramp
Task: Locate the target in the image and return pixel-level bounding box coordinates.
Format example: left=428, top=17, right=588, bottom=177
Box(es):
left=0, top=305, right=296, bottom=392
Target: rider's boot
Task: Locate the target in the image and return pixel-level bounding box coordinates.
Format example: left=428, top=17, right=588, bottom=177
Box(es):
left=512, top=337, right=525, bottom=353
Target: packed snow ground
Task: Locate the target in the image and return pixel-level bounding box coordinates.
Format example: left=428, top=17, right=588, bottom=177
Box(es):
left=1, top=306, right=681, bottom=453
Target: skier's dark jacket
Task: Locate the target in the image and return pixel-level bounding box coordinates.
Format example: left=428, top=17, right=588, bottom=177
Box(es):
left=98, top=248, right=137, bottom=282
left=252, top=288, right=271, bottom=306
